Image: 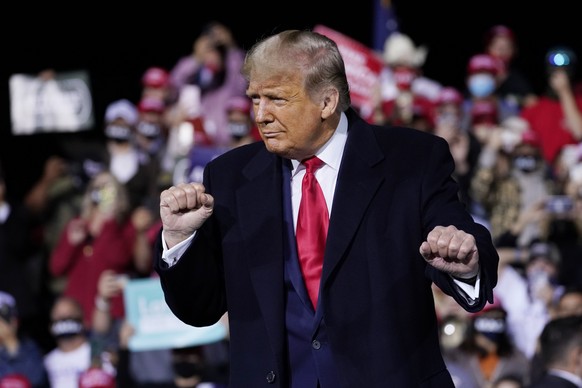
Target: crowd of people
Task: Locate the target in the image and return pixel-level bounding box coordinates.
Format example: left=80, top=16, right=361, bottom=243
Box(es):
left=1, top=21, right=582, bottom=388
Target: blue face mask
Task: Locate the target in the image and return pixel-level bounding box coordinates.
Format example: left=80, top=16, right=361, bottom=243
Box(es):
left=468, top=74, right=496, bottom=98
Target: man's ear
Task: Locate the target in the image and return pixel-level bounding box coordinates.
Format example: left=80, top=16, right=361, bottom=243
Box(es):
left=321, top=88, right=339, bottom=120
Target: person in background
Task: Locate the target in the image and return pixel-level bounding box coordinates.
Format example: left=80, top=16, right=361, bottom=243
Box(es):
left=461, top=53, right=521, bottom=137
left=0, top=291, right=47, bottom=388
left=44, top=295, right=113, bottom=388
left=174, top=95, right=259, bottom=186
left=432, top=86, right=483, bottom=214
left=92, top=270, right=176, bottom=388
left=167, top=21, right=248, bottom=148
left=171, top=345, right=228, bottom=388
left=224, top=95, right=260, bottom=147
left=494, top=239, right=565, bottom=360
left=528, top=285, right=582, bottom=384
left=114, top=318, right=228, bottom=388
left=154, top=29, right=499, bottom=387
left=134, top=96, right=172, bottom=207
left=0, top=165, right=47, bottom=349
left=21, top=152, right=107, bottom=352
left=526, top=315, right=582, bottom=388
left=521, top=46, right=582, bottom=166
left=483, top=25, right=537, bottom=109
left=371, top=31, right=439, bottom=128
left=470, top=119, right=556, bottom=246
left=135, top=96, right=169, bottom=156
left=102, top=100, right=160, bottom=212
left=141, top=66, right=171, bottom=105
left=91, top=208, right=230, bottom=388
left=540, top=163, right=582, bottom=289
left=443, top=302, right=531, bottom=388
left=49, top=171, right=137, bottom=329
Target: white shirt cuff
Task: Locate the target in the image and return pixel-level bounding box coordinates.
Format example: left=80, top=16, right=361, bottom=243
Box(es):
left=452, top=273, right=481, bottom=305
left=161, top=231, right=196, bottom=267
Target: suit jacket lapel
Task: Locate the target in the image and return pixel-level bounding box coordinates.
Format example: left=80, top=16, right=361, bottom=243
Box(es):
left=321, top=111, right=398, bottom=288
left=236, top=151, right=287, bottom=352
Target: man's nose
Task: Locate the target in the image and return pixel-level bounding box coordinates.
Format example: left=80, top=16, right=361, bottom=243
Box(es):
left=254, top=100, right=271, bottom=123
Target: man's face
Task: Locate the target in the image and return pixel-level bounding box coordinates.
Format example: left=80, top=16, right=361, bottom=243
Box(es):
left=246, top=69, right=333, bottom=161
left=391, top=65, right=418, bottom=90
left=488, top=35, right=514, bottom=65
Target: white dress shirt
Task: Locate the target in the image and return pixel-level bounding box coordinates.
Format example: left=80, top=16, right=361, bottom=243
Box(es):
left=289, top=111, right=348, bottom=229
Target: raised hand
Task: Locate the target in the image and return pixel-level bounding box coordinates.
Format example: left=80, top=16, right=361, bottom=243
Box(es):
left=160, top=182, right=214, bottom=248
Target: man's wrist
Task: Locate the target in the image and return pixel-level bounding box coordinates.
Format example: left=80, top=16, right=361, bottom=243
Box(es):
left=163, top=229, right=194, bottom=249
left=95, top=296, right=110, bottom=312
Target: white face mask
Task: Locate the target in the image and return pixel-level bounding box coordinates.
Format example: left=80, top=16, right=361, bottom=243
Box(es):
left=51, top=318, right=84, bottom=339
left=468, top=74, right=496, bottom=98
left=110, top=151, right=139, bottom=184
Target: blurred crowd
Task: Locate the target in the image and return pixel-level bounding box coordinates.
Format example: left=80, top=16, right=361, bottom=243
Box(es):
left=2, top=21, right=582, bottom=388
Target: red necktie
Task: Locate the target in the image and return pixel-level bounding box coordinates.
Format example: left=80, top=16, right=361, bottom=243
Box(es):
left=296, top=156, right=329, bottom=308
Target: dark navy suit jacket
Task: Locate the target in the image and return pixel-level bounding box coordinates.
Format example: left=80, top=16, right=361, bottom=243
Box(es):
left=155, top=108, right=499, bottom=387
left=528, top=373, right=580, bottom=388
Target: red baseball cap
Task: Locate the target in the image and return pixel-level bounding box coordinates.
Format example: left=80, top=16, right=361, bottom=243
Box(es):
left=142, top=67, right=169, bottom=88
left=521, top=130, right=540, bottom=148
left=0, top=374, right=31, bottom=388
left=436, top=87, right=463, bottom=106
left=467, top=54, right=502, bottom=76
left=226, top=96, right=252, bottom=115
left=78, top=367, right=115, bottom=388
left=485, top=25, right=515, bottom=45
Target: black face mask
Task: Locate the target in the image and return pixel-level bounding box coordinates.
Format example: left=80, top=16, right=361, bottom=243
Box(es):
left=513, top=155, right=539, bottom=173
left=51, top=318, right=84, bottom=340
left=173, top=361, right=203, bottom=378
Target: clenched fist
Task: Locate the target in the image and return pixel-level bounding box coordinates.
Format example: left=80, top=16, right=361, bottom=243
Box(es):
left=160, top=182, right=214, bottom=248
left=419, top=225, right=480, bottom=280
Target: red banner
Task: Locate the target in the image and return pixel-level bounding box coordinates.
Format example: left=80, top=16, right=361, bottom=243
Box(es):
left=314, top=25, right=383, bottom=111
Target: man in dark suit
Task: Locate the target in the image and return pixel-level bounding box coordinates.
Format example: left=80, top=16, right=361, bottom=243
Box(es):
left=527, top=315, right=582, bottom=388
left=154, top=29, right=499, bottom=387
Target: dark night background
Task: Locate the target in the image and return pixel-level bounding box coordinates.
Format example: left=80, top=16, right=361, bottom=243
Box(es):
left=2, top=0, right=581, bottom=199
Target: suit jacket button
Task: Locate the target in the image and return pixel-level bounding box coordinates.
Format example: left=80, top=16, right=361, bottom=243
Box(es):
left=312, top=340, right=321, bottom=350
left=266, top=371, right=276, bottom=384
